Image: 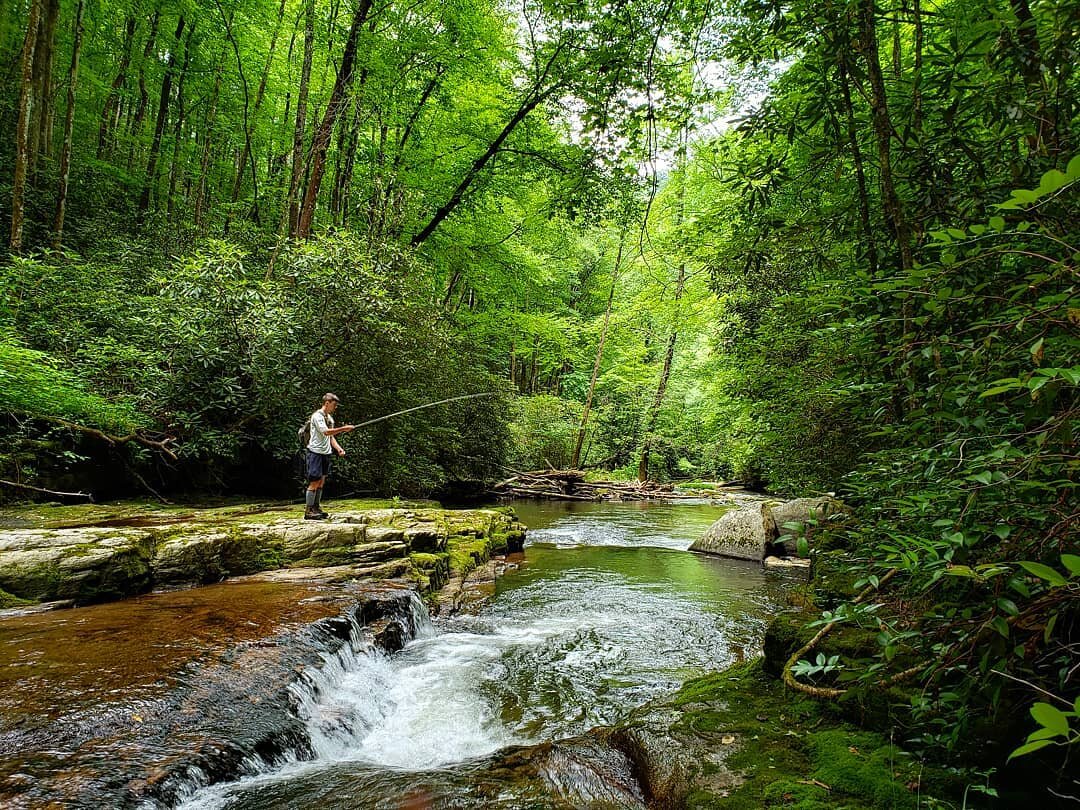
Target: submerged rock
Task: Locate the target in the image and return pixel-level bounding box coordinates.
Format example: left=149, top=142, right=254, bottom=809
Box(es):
left=0, top=579, right=424, bottom=809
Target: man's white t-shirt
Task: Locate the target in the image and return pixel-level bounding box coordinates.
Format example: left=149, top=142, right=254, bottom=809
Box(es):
left=307, top=409, right=334, bottom=454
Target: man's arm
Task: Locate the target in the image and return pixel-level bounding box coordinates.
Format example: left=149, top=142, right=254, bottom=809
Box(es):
left=324, top=424, right=355, bottom=436
left=331, top=436, right=345, bottom=456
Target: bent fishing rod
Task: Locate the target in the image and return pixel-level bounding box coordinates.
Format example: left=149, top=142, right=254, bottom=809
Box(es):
left=348, top=392, right=497, bottom=430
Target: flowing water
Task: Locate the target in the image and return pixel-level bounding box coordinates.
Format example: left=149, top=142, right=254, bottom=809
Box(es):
left=180, top=498, right=791, bottom=809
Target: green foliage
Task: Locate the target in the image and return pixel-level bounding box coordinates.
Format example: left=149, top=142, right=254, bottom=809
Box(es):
left=0, top=337, right=140, bottom=432
left=507, top=395, right=580, bottom=471
left=1010, top=698, right=1080, bottom=760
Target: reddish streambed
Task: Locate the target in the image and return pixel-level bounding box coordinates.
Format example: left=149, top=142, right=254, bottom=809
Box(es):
left=0, top=578, right=419, bottom=809
left=0, top=581, right=348, bottom=724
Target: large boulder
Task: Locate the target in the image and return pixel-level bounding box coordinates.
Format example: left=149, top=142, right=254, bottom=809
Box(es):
left=690, top=504, right=777, bottom=561
left=769, top=497, right=845, bottom=556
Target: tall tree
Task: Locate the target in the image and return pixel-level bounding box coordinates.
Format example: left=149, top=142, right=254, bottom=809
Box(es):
left=29, top=0, right=59, bottom=174
left=286, top=0, right=315, bottom=236
left=96, top=14, right=137, bottom=158
left=572, top=229, right=626, bottom=469
left=296, top=0, right=374, bottom=238
left=166, top=23, right=196, bottom=216
left=51, top=0, right=86, bottom=247
left=10, top=0, right=43, bottom=252
left=139, top=15, right=185, bottom=215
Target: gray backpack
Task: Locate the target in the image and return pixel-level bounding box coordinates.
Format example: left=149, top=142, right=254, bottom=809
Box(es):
left=297, top=413, right=314, bottom=448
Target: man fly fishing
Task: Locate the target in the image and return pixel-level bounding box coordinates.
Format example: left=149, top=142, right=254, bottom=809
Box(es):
left=300, top=391, right=496, bottom=519
left=303, top=393, right=355, bottom=520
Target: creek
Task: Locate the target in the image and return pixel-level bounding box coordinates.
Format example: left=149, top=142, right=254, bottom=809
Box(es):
left=177, top=499, right=791, bottom=809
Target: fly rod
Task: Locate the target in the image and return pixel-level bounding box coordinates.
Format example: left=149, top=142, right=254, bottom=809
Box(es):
left=349, top=392, right=497, bottom=430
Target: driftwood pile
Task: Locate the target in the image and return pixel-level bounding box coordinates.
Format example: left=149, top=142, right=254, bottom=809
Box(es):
left=491, top=470, right=705, bottom=501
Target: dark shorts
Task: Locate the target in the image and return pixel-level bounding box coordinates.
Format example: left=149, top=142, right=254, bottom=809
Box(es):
left=306, top=450, right=333, bottom=482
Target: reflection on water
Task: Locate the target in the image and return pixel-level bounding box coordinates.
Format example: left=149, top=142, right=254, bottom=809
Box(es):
left=192, top=499, right=785, bottom=809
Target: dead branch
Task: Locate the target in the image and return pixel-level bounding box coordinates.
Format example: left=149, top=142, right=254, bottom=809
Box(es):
left=0, top=479, right=94, bottom=501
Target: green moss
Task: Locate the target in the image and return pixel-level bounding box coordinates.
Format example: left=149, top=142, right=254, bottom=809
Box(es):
left=446, top=534, right=493, bottom=576
left=408, top=552, right=450, bottom=594
left=762, top=780, right=834, bottom=809
left=806, top=731, right=918, bottom=809
left=0, top=587, right=33, bottom=608
left=0, top=561, right=64, bottom=601
left=668, top=661, right=942, bottom=809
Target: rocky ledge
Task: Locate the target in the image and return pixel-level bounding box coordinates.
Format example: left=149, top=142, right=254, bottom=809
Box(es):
left=0, top=499, right=526, bottom=608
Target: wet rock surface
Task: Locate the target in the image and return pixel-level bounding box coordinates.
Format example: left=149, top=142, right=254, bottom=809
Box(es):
left=0, top=578, right=420, bottom=809
left=689, top=501, right=776, bottom=561
left=0, top=499, right=526, bottom=606
left=690, top=496, right=845, bottom=562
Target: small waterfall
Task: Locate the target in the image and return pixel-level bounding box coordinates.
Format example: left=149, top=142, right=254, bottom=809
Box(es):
left=170, top=592, right=433, bottom=809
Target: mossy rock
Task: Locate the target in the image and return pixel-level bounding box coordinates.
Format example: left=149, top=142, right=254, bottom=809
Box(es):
left=0, top=587, right=33, bottom=608
left=0, top=501, right=525, bottom=608
left=446, top=535, right=493, bottom=576
left=660, top=660, right=950, bottom=809
left=409, top=552, right=450, bottom=593
left=805, top=730, right=920, bottom=809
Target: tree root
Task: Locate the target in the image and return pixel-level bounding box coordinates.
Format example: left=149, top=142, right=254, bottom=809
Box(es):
left=782, top=568, right=925, bottom=698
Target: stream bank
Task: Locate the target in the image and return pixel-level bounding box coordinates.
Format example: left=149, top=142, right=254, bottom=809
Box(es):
left=0, top=498, right=525, bottom=608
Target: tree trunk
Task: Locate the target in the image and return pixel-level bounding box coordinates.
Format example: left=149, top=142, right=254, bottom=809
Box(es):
left=1007, top=0, right=1058, bottom=155
left=51, top=0, right=85, bottom=247
left=296, top=0, right=373, bottom=238
left=636, top=265, right=685, bottom=482
left=329, top=93, right=357, bottom=224
left=378, top=64, right=444, bottom=237
left=336, top=99, right=365, bottom=228
left=139, top=15, right=185, bottom=215
left=637, top=135, right=688, bottom=482
left=194, top=46, right=225, bottom=230
left=10, top=0, right=43, bottom=252
left=128, top=9, right=160, bottom=170
left=912, top=0, right=923, bottom=137
left=286, top=0, right=315, bottom=236
left=571, top=230, right=626, bottom=469
left=838, top=57, right=877, bottom=278
left=96, top=15, right=136, bottom=158
left=167, top=23, right=195, bottom=216
left=29, top=0, right=59, bottom=175
left=227, top=0, right=285, bottom=223
left=856, top=0, right=912, bottom=274
left=411, top=85, right=554, bottom=246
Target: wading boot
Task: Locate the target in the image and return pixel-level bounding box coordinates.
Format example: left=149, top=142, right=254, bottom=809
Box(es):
left=304, top=506, right=327, bottom=521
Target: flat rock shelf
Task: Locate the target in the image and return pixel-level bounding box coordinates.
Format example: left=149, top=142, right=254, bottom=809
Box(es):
left=0, top=499, right=526, bottom=608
